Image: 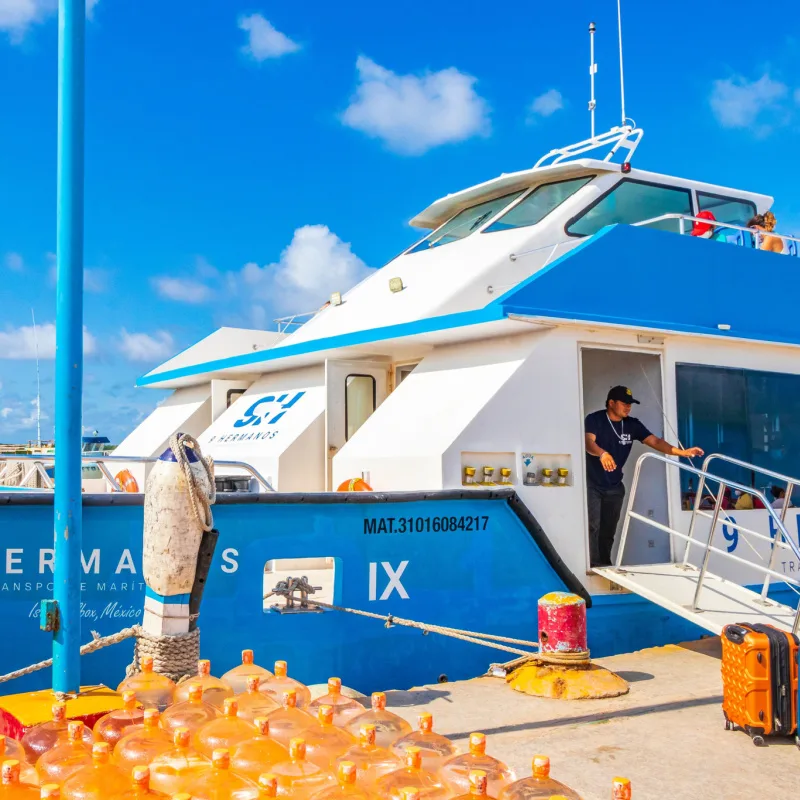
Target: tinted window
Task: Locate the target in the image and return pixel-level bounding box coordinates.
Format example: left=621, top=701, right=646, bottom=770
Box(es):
left=484, top=177, right=592, bottom=233
left=567, top=179, right=693, bottom=237
left=697, top=192, right=756, bottom=230
left=676, top=364, right=800, bottom=499
left=408, top=191, right=524, bottom=253
left=345, top=375, right=376, bottom=441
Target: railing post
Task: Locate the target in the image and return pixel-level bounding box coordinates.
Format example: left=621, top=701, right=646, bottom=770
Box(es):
left=614, top=456, right=645, bottom=567
left=691, top=484, right=725, bottom=612
left=679, top=217, right=685, bottom=235
left=760, top=485, right=794, bottom=601
left=683, top=470, right=709, bottom=565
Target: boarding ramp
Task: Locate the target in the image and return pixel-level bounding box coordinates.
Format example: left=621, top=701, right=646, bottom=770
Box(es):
left=594, top=453, right=800, bottom=635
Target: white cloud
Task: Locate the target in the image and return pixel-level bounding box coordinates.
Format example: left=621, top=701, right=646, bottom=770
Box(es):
left=0, top=0, right=98, bottom=43
left=4, top=252, right=23, bottom=271
left=0, top=408, right=12, bottom=419
left=239, top=13, right=300, bottom=61
left=710, top=74, right=789, bottom=133
left=235, top=225, right=373, bottom=316
left=527, top=89, right=564, bottom=121
left=0, top=322, right=96, bottom=359
left=119, top=330, right=174, bottom=363
left=152, top=276, right=211, bottom=304
left=341, top=56, right=490, bottom=155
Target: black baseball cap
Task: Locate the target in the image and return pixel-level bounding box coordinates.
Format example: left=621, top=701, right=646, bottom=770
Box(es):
left=607, top=385, right=640, bottom=404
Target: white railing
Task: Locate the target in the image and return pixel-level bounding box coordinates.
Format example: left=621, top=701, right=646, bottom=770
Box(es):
left=273, top=310, right=319, bottom=333
left=617, top=452, right=800, bottom=633
left=634, top=213, right=800, bottom=256
left=0, top=454, right=275, bottom=493
left=534, top=125, right=644, bottom=169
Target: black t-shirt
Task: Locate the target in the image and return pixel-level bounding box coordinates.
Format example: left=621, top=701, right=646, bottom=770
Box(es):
left=585, top=409, right=652, bottom=488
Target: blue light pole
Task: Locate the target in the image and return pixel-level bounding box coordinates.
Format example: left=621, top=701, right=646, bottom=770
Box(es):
left=53, top=0, right=85, bottom=695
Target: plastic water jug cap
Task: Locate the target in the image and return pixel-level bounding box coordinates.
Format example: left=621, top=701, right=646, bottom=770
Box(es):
left=198, top=660, right=211, bottom=676
left=67, top=721, right=84, bottom=741
left=469, top=733, right=486, bottom=753
left=1, top=761, right=20, bottom=785
left=289, top=739, right=306, bottom=760
left=132, top=766, right=150, bottom=785
left=612, top=777, right=632, bottom=800
left=469, top=771, right=487, bottom=795
left=52, top=703, right=66, bottom=722
left=122, top=691, right=137, bottom=707
left=259, top=774, right=278, bottom=797
left=212, top=750, right=230, bottom=769
left=400, top=789, right=420, bottom=800
left=328, top=677, right=342, bottom=693
left=274, top=661, right=288, bottom=677
left=338, top=762, right=357, bottom=784
left=92, top=743, right=110, bottom=764
left=282, top=690, right=297, bottom=708
left=242, top=650, right=254, bottom=665
left=532, top=756, right=550, bottom=778
left=418, top=713, right=433, bottom=732
left=254, top=718, right=270, bottom=736
left=224, top=699, right=239, bottom=717
left=371, top=692, right=386, bottom=711
left=141, top=656, right=154, bottom=672
left=247, top=675, right=261, bottom=693
left=405, top=747, right=422, bottom=769
left=359, top=725, right=376, bottom=746
left=144, top=709, right=160, bottom=726
left=318, top=706, right=334, bottom=726
left=40, top=784, right=60, bottom=799
left=188, top=684, right=204, bottom=702
left=174, top=728, right=191, bottom=748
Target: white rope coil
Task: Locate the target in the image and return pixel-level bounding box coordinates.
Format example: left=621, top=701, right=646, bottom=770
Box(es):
left=168, top=432, right=216, bottom=533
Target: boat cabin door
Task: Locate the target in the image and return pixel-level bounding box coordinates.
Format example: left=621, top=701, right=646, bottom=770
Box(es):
left=580, top=347, right=670, bottom=566
left=325, top=359, right=389, bottom=490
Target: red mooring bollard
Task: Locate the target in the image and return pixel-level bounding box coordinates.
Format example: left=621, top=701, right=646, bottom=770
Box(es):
left=538, top=592, right=587, bottom=654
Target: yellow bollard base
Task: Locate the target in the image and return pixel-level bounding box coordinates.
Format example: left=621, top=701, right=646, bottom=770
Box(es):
left=507, top=662, right=629, bottom=700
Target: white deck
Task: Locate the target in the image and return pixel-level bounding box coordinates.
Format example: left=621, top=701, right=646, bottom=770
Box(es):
left=593, top=563, right=799, bottom=634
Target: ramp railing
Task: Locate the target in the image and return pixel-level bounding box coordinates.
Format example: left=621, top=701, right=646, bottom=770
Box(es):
left=616, top=452, right=800, bottom=633
left=0, top=453, right=275, bottom=493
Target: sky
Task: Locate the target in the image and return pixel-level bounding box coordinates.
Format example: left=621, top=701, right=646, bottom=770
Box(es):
left=0, top=0, right=799, bottom=443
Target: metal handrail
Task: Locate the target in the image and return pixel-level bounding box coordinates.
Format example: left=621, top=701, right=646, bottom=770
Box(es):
left=273, top=310, right=318, bottom=333
left=0, top=454, right=275, bottom=493
left=615, top=452, right=800, bottom=633
left=633, top=213, right=800, bottom=252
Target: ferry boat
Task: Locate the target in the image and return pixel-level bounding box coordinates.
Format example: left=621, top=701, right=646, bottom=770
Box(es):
left=3, top=118, right=800, bottom=696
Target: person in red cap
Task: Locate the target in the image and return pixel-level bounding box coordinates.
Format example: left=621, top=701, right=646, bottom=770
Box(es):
left=691, top=210, right=717, bottom=238
left=584, top=385, right=704, bottom=568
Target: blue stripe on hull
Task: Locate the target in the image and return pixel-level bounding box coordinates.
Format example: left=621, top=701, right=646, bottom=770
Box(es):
left=0, top=492, right=769, bottom=694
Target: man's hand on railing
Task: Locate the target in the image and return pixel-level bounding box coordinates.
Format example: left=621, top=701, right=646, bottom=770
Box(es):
left=678, top=446, right=705, bottom=459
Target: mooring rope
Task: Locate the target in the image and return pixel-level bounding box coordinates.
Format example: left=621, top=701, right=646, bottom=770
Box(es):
left=168, top=432, right=216, bottom=533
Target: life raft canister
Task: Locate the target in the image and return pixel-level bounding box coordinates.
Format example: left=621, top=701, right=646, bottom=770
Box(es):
left=337, top=478, right=372, bottom=492
left=142, top=435, right=213, bottom=597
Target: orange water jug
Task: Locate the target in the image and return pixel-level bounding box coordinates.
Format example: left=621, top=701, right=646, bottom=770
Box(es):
left=195, top=699, right=256, bottom=759
left=185, top=748, right=258, bottom=800
left=230, top=718, right=289, bottom=782
left=234, top=677, right=281, bottom=723
left=257, top=774, right=278, bottom=800
left=270, top=738, right=335, bottom=800
left=308, top=680, right=365, bottom=728
left=306, top=761, right=377, bottom=800
left=117, top=656, right=176, bottom=711
left=0, top=761, right=38, bottom=800
left=497, top=757, right=582, bottom=800
left=344, top=694, right=411, bottom=749
left=261, top=662, right=311, bottom=709
left=439, top=734, right=515, bottom=797
left=374, top=747, right=449, bottom=800
left=148, top=727, right=211, bottom=796
left=21, top=703, right=93, bottom=764
left=174, top=661, right=234, bottom=710
left=449, top=770, right=497, bottom=800
left=161, top=683, right=220, bottom=736
left=611, top=778, right=631, bottom=800
left=37, top=722, right=94, bottom=785
left=390, top=714, right=456, bottom=771
left=117, top=766, right=167, bottom=799
left=93, top=691, right=144, bottom=749
left=333, top=725, right=401, bottom=789
left=303, top=706, right=355, bottom=770
left=265, top=690, right=314, bottom=749
left=61, top=742, right=128, bottom=800
left=114, top=710, right=172, bottom=774
left=222, top=650, right=274, bottom=695
left=0, top=740, right=35, bottom=787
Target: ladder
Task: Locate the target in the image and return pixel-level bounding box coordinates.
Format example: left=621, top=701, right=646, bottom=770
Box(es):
left=593, top=453, right=800, bottom=635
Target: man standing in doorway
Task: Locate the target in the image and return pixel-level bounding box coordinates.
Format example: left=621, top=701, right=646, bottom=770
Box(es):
left=584, top=385, right=704, bottom=568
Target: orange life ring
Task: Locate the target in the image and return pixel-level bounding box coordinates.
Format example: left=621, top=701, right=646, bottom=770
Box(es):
left=115, top=469, right=140, bottom=493
left=337, top=478, right=372, bottom=492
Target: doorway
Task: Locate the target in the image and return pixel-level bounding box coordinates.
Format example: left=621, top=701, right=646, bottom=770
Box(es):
left=325, top=360, right=389, bottom=490
left=580, top=347, right=670, bottom=566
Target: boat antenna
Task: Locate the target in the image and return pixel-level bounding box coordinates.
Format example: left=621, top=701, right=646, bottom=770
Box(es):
left=616, top=0, right=628, bottom=127
left=588, top=22, right=597, bottom=138
left=31, top=307, right=41, bottom=447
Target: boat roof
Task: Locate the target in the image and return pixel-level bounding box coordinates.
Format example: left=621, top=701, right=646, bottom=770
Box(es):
left=410, top=158, right=773, bottom=230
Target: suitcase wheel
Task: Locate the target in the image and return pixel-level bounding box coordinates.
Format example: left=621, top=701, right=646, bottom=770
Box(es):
left=751, top=734, right=766, bottom=747
left=724, top=719, right=732, bottom=731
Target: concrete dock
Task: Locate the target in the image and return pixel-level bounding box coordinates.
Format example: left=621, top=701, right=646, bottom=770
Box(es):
left=383, top=638, right=800, bottom=799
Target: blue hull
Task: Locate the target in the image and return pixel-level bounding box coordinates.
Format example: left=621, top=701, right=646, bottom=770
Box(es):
left=0, top=490, right=709, bottom=694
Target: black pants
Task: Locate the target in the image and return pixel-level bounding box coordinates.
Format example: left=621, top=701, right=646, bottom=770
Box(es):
left=587, top=482, right=626, bottom=567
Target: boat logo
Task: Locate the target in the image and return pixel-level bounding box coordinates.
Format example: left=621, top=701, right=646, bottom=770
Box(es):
left=232, top=391, right=305, bottom=428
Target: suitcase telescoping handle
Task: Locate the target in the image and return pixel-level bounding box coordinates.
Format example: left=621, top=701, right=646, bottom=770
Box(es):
left=725, top=625, right=750, bottom=645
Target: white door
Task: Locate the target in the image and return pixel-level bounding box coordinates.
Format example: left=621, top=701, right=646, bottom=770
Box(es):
left=325, top=360, right=389, bottom=490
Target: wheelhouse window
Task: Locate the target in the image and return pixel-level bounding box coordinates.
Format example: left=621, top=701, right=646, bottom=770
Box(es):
left=676, top=364, right=800, bottom=502
left=484, top=176, right=593, bottom=233
left=566, top=179, right=693, bottom=237
left=407, top=191, right=524, bottom=253
left=696, top=192, right=756, bottom=230
left=345, top=375, right=376, bottom=441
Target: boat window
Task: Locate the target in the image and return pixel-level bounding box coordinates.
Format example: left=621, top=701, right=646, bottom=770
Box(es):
left=697, top=192, right=756, bottom=229
left=345, top=375, right=376, bottom=441
left=676, top=364, right=800, bottom=502
left=226, top=389, right=246, bottom=408
left=566, top=179, right=693, bottom=237
left=483, top=176, right=593, bottom=233
left=407, top=191, right=525, bottom=253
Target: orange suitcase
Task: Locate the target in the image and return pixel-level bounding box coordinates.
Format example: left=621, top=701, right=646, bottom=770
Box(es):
left=721, top=622, right=799, bottom=745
